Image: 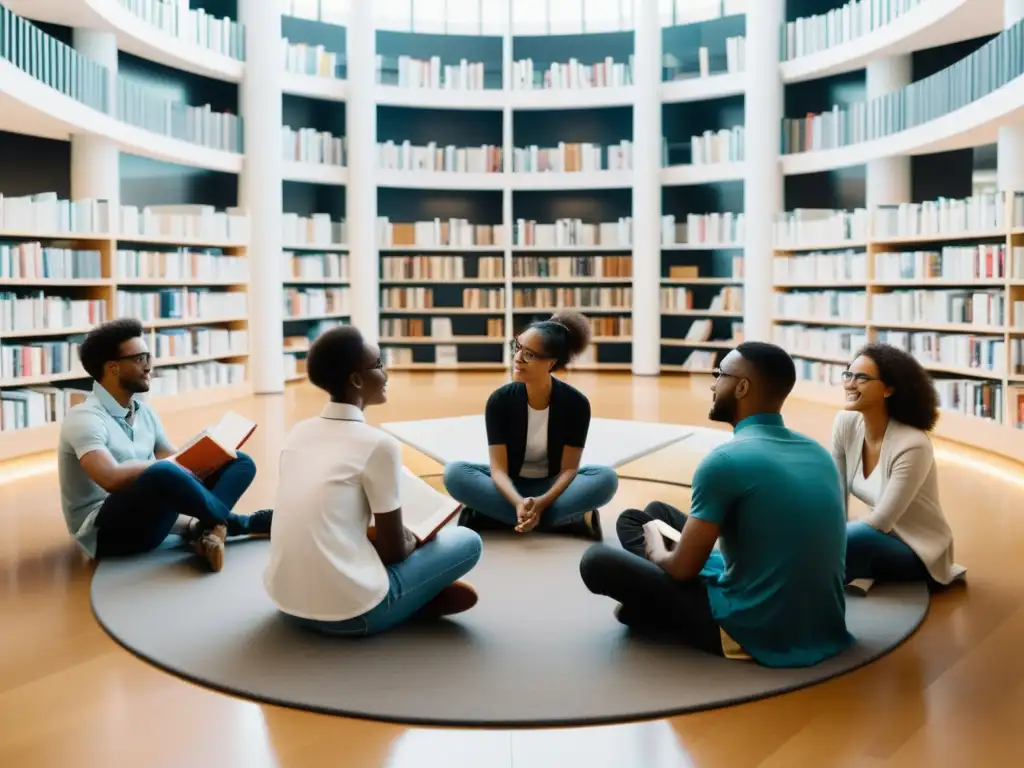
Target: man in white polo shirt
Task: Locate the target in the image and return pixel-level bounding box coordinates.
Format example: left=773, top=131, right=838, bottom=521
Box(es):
left=263, top=325, right=483, bottom=636
left=57, top=318, right=272, bottom=572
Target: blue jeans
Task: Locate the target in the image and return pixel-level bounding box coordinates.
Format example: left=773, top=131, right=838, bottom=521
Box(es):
left=442, top=461, right=619, bottom=528
left=293, top=527, right=483, bottom=637
left=845, top=520, right=932, bottom=584
left=95, top=453, right=257, bottom=558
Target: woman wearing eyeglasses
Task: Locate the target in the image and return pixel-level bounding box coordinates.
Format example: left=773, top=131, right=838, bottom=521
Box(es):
left=442, top=311, right=618, bottom=540
left=832, top=342, right=964, bottom=591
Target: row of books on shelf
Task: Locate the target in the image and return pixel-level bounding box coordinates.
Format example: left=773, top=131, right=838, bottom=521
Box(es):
left=511, top=57, right=634, bottom=90
left=0, top=359, right=246, bottom=432
left=117, top=249, right=249, bottom=282
left=512, top=142, right=633, bottom=173
left=284, top=287, right=349, bottom=318
left=284, top=40, right=343, bottom=79
left=0, top=341, right=83, bottom=383
left=0, top=295, right=105, bottom=335
left=283, top=127, right=347, bottom=166
left=0, top=244, right=104, bottom=281
left=377, top=219, right=501, bottom=248
left=663, top=38, right=746, bottom=82
left=379, top=317, right=505, bottom=340
left=676, top=318, right=744, bottom=343
left=774, top=245, right=1023, bottom=284
left=780, top=0, right=925, bottom=61
left=380, top=287, right=505, bottom=310
left=115, top=289, right=247, bottom=322
left=381, top=255, right=502, bottom=281
left=511, top=286, right=632, bottom=309
left=118, top=0, right=244, bottom=59
left=775, top=208, right=868, bottom=246
left=377, top=142, right=502, bottom=174
left=513, top=218, right=633, bottom=248
left=148, top=327, right=248, bottom=361
left=687, top=127, right=744, bottom=166
left=662, top=213, right=745, bottom=247
left=379, top=55, right=489, bottom=90
left=512, top=254, right=633, bottom=278
left=286, top=252, right=349, bottom=281
left=115, top=82, right=243, bottom=153
left=661, top=287, right=743, bottom=313
left=282, top=213, right=346, bottom=247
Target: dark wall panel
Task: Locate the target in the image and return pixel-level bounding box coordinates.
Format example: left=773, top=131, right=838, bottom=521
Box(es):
left=120, top=155, right=238, bottom=209
left=283, top=182, right=346, bottom=221
left=786, top=1, right=846, bottom=23
left=512, top=32, right=633, bottom=68
left=513, top=189, right=632, bottom=224
left=512, top=107, right=632, bottom=147
left=378, top=31, right=502, bottom=88
left=662, top=181, right=743, bottom=217
left=378, top=106, right=503, bottom=146
left=379, top=188, right=502, bottom=224
left=282, top=15, right=346, bottom=54
left=283, top=96, right=346, bottom=135
left=912, top=150, right=974, bottom=203
left=785, top=168, right=866, bottom=211
left=662, top=15, right=745, bottom=78
left=117, top=53, right=239, bottom=114
left=784, top=70, right=865, bottom=117
left=0, top=132, right=70, bottom=199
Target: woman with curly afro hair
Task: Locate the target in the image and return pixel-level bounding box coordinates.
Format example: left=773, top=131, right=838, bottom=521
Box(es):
left=831, top=342, right=965, bottom=591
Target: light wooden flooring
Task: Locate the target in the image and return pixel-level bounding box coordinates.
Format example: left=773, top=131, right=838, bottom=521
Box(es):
left=2, top=371, right=1023, bottom=767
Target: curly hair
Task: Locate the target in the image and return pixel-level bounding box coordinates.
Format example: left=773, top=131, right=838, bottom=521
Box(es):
left=306, top=325, right=366, bottom=399
left=852, top=342, right=940, bottom=431
left=528, top=311, right=592, bottom=370
left=78, top=318, right=144, bottom=381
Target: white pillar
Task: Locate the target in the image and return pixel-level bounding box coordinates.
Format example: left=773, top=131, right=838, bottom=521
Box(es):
left=866, top=55, right=912, bottom=208
left=742, top=0, right=784, bottom=343
left=998, top=0, right=1024, bottom=193
left=347, top=1, right=379, bottom=343
left=71, top=30, right=120, bottom=211
left=238, top=0, right=285, bottom=394
left=631, top=0, right=661, bottom=375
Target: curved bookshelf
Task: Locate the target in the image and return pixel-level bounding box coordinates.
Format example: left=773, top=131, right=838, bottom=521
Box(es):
left=0, top=58, right=243, bottom=173
left=4, top=0, right=244, bottom=82
left=661, top=72, right=744, bottom=104
left=376, top=85, right=505, bottom=110
left=282, top=72, right=348, bottom=102
left=282, top=162, right=349, bottom=186
left=661, top=163, right=745, bottom=186
left=508, top=171, right=633, bottom=191
left=782, top=18, right=1024, bottom=175
left=509, top=84, right=635, bottom=110
left=376, top=170, right=504, bottom=191
left=780, top=0, right=1001, bottom=84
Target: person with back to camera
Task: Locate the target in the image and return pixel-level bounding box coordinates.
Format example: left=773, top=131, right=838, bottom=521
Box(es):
left=442, top=311, right=619, bottom=541
left=579, top=342, right=854, bottom=668
left=833, top=342, right=965, bottom=591
left=263, top=325, right=484, bottom=637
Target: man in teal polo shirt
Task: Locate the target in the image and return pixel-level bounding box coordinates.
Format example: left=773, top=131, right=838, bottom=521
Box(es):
left=58, top=318, right=272, bottom=572
left=580, top=341, right=853, bottom=668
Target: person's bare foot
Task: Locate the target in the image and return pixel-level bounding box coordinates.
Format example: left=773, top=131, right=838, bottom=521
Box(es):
left=193, top=524, right=227, bottom=571
left=416, top=581, right=478, bottom=620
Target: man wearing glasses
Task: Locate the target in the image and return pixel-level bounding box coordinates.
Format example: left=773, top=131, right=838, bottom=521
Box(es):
left=580, top=342, right=853, bottom=668
left=57, top=318, right=271, bottom=572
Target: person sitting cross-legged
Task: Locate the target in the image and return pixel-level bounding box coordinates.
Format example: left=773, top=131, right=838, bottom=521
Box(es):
left=579, top=342, right=855, bottom=668
left=263, top=325, right=483, bottom=637
left=443, top=311, right=618, bottom=540
left=58, top=318, right=272, bottom=572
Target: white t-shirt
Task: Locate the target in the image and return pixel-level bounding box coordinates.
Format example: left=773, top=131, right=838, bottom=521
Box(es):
left=519, top=405, right=549, bottom=478
left=851, top=455, right=883, bottom=507
left=263, top=402, right=401, bottom=621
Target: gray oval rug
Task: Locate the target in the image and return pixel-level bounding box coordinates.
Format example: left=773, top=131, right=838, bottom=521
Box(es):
left=90, top=531, right=929, bottom=727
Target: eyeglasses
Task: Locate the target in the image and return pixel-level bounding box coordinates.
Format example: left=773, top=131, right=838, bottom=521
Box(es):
left=116, top=352, right=151, bottom=365
left=711, top=368, right=736, bottom=380
left=365, top=357, right=384, bottom=371
left=840, top=370, right=877, bottom=385
left=509, top=338, right=548, bottom=363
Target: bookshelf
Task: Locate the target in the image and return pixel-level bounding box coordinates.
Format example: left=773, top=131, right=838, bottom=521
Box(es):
left=0, top=199, right=251, bottom=460
left=773, top=191, right=1024, bottom=462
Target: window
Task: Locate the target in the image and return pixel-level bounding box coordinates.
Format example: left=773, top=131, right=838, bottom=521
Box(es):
left=549, top=0, right=583, bottom=34
left=584, top=0, right=623, bottom=32
left=513, top=0, right=548, bottom=35
left=412, top=0, right=447, bottom=33
left=480, top=0, right=507, bottom=35
left=320, top=0, right=349, bottom=24
left=377, top=0, right=412, bottom=30
left=446, top=0, right=481, bottom=34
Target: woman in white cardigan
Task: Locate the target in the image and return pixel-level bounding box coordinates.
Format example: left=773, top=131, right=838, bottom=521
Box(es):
left=832, top=342, right=965, bottom=589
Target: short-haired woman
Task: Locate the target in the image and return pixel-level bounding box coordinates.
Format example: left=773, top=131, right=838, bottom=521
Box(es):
left=832, top=342, right=965, bottom=590
left=443, top=312, right=619, bottom=540
left=263, top=325, right=483, bottom=636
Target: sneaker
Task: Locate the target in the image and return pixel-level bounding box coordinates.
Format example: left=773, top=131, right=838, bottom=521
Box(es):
left=585, top=509, right=604, bottom=542
left=226, top=509, right=273, bottom=538
left=193, top=524, right=227, bottom=572
left=416, top=581, right=479, bottom=620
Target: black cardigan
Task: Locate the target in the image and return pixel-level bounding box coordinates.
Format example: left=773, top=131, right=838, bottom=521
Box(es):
left=484, top=377, right=591, bottom=479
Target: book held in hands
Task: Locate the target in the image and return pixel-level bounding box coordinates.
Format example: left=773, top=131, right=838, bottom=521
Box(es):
left=368, top=467, right=463, bottom=544
left=171, top=411, right=257, bottom=477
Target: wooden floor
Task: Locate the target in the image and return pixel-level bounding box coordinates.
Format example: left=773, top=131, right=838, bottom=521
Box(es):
left=2, top=371, right=1023, bottom=767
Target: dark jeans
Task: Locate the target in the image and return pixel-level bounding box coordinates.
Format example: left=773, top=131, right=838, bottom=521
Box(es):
left=94, top=453, right=257, bottom=558
left=845, top=520, right=937, bottom=587
left=579, top=501, right=723, bottom=656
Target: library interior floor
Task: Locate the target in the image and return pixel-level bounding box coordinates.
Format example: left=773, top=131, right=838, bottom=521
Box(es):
left=1, top=370, right=1022, bottom=767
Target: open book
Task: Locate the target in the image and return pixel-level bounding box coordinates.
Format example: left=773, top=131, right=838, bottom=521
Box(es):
left=172, top=411, right=257, bottom=477
left=651, top=518, right=682, bottom=544
left=367, top=467, right=463, bottom=544
left=844, top=578, right=875, bottom=596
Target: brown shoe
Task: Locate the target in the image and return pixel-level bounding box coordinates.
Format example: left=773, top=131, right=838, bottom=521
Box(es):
left=193, top=524, right=226, bottom=572
left=416, top=580, right=478, bottom=620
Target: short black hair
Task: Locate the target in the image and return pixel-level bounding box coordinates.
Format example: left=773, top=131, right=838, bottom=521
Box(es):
left=79, top=318, right=145, bottom=381
left=735, top=341, right=797, bottom=403
left=852, top=342, right=939, bottom=431
left=528, top=311, right=592, bottom=370
left=306, top=325, right=366, bottom=398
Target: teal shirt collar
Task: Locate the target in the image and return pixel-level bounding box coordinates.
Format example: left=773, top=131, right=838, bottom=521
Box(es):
left=734, top=412, right=784, bottom=433
left=92, top=381, right=137, bottom=419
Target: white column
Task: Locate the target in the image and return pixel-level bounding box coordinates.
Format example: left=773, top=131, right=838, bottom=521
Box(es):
left=347, top=1, right=379, bottom=343
left=71, top=30, right=119, bottom=211
left=998, top=0, right=1024, bottom=193
left=631, top=0, right=661, bottom=375
left=742, top=0, right=784, bottom=343
left=866, top=55, right=912, bottom=208
left=238, top=0, right=285, bottom=394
